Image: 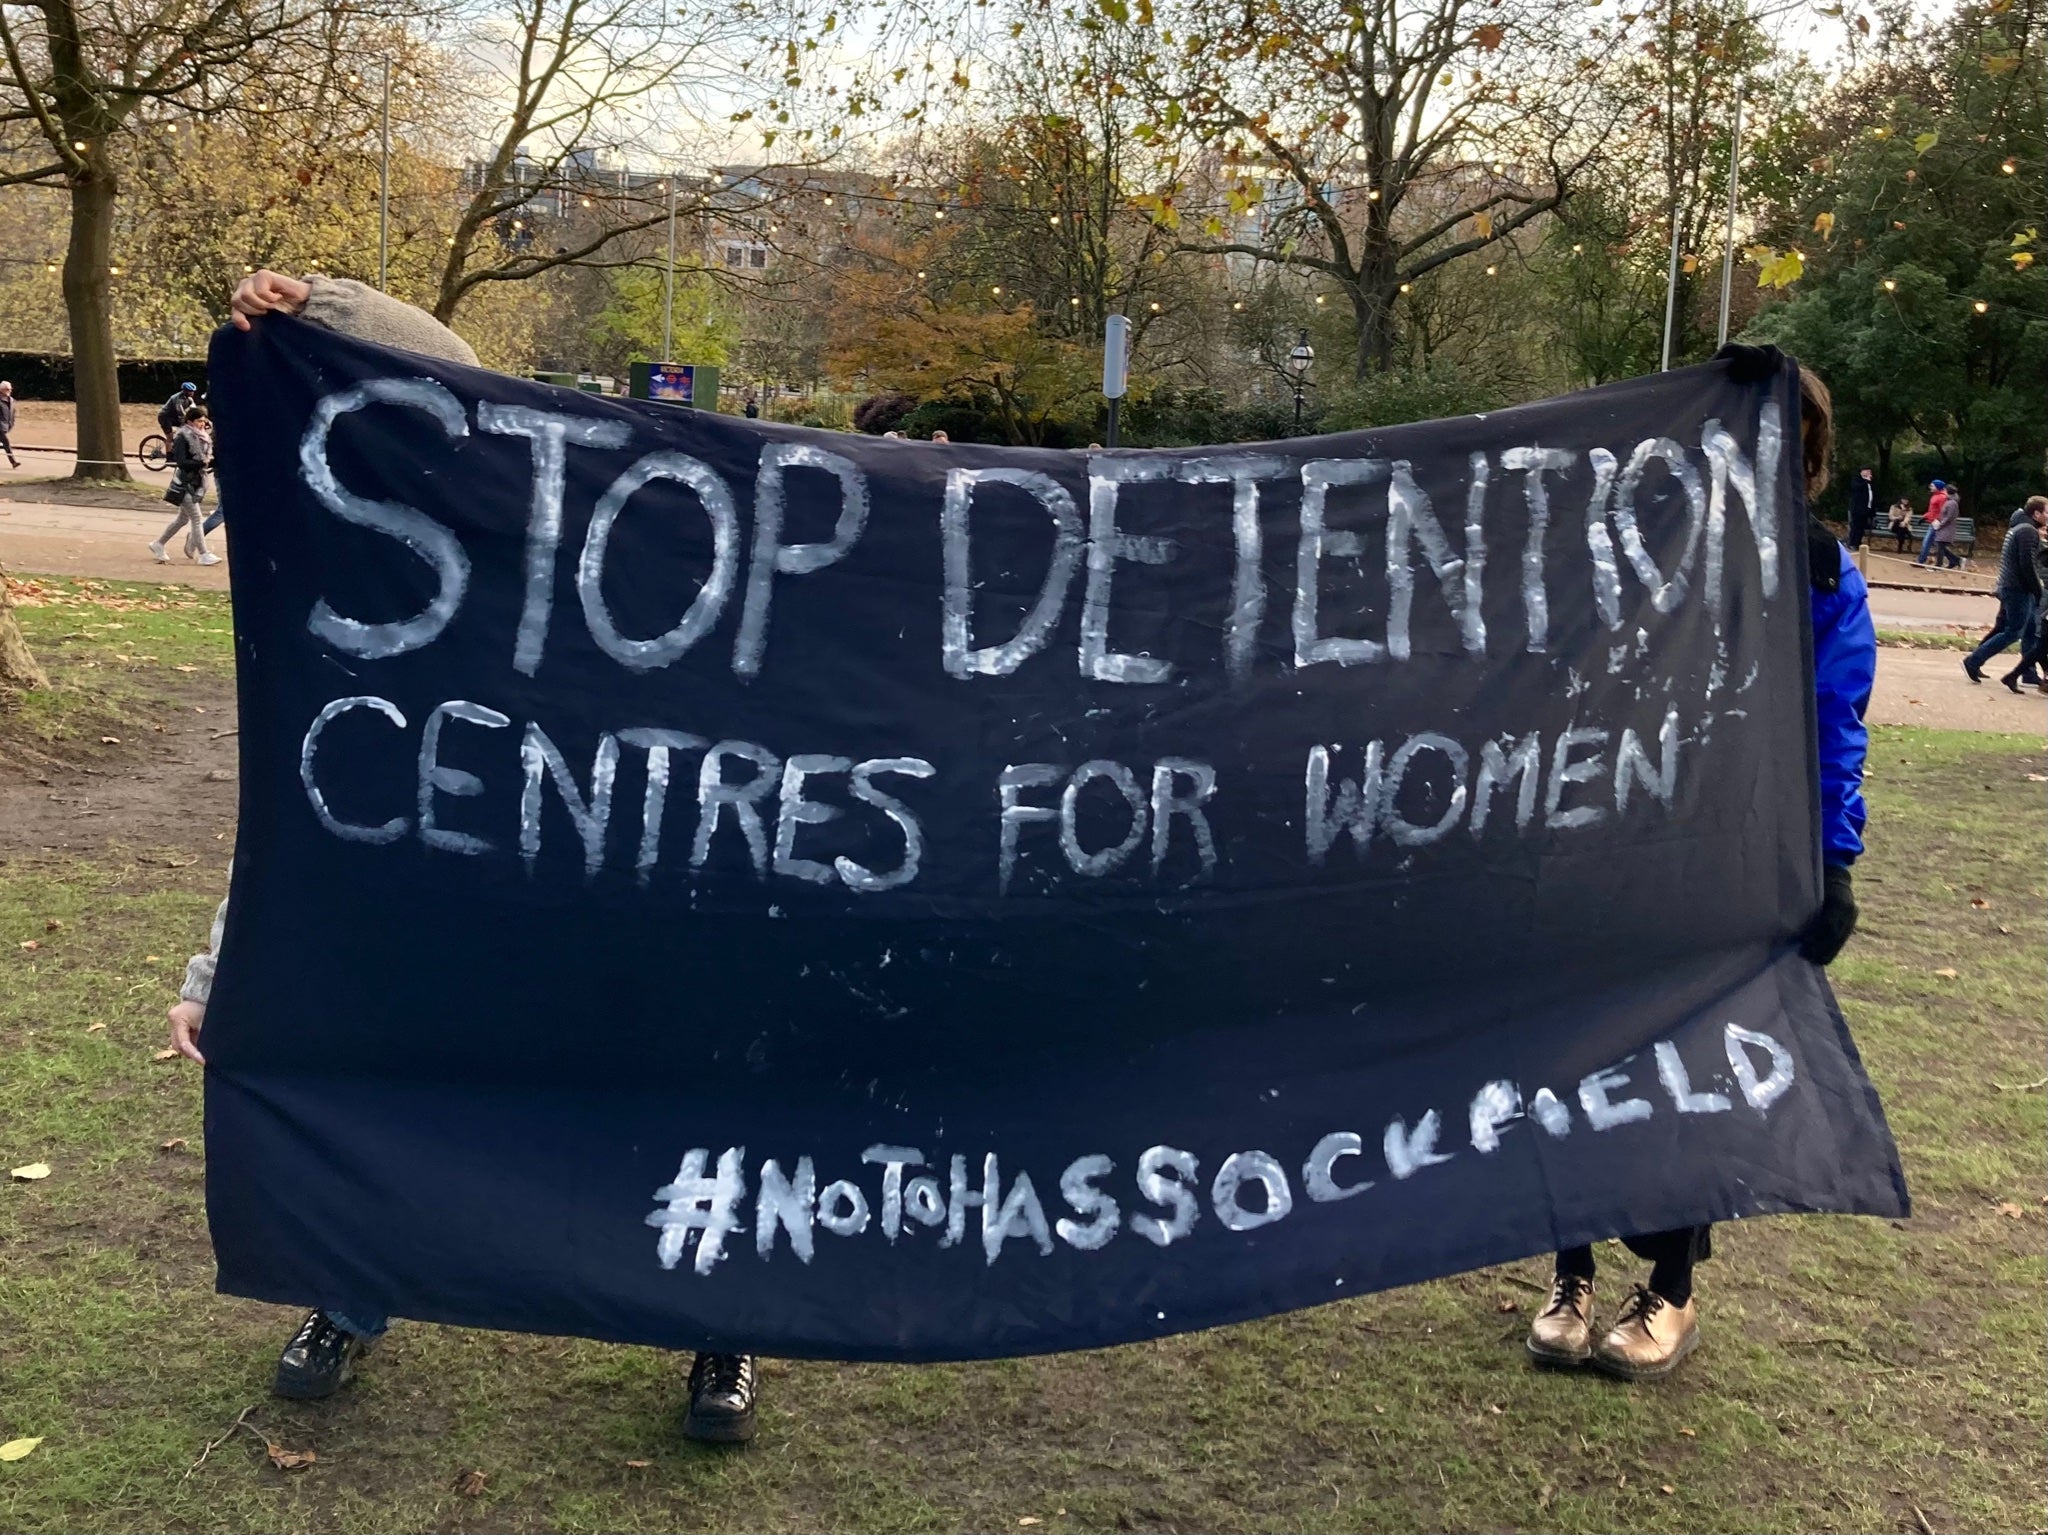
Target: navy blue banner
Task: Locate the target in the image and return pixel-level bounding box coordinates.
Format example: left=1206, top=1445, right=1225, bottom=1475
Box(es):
left=202, top=317, right=1905, bottom=1360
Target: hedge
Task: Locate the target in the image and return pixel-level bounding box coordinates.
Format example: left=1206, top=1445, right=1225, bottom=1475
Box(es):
left=0, top=351, right=209, bottom=404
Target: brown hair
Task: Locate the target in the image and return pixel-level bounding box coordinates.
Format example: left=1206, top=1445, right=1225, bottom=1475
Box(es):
left=2028, top=495, right=2047, bottom=519
left=1797, top=366, right=1833, bottom=504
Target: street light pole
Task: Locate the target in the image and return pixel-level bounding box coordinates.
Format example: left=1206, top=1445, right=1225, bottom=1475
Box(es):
left=1288, top=329, right=1314, bottom=433
left=377, top=56, right=391, bottom=292
left=662, top=174, right=677, bottom=363
left=1716, top=74, right=1746, bottom=347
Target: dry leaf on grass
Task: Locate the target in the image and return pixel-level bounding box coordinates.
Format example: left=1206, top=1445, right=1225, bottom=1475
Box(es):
left=1933, top=967, right=1959, bottom=979
left=44, top=919, right=61, bottom=932
left=18, top=940, right=39, bottom=952
left=0, top=1437, right=42, bottom=1461
left=2025, top=773, right=2046, bottom=782
left=455, top=1469, right=488, bottom=1496
left=1679, top=1426, right=1697, bottom=1438
left=10, top=1163, right=51, bottom=1181
left=1495, top=1297, right=1519, bottom=1313
left=623, top=1459, right=651, bottom=1469
left=1019, top=1520, right=1042, bottom=1528
left=86, top=1022, right=105, bottom=1033
left=153, top=1048, right=179, bottom=1062
left=1995, top=1201, right=2024, bottom=1218
left=1970, top=897, right=1990, bottom=909
left=266, top=1443, right=316, bottom=1471
left=160, top=1138, right=188, bottom=1154
left=1661, top=1484, right=1676, bottom=1495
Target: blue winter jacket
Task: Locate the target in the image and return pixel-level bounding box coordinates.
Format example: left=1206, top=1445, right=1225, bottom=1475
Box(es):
left=1813, top=542, right=1876, bottom=864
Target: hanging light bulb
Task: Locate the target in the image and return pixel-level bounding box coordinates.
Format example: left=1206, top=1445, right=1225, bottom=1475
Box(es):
left=1882, top=278, right=1897, bottom=291
left=1973, top=299, right=1989, bottom=313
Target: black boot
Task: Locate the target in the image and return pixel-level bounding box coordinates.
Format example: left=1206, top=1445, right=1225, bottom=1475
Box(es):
left=273, top=1309, right=368, bottom=1399
left=683, top=1352, right=758, bottom=1444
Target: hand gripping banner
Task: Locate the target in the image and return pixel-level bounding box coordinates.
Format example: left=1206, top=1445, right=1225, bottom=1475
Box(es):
left=202, top=318, right=1906, bottom=1360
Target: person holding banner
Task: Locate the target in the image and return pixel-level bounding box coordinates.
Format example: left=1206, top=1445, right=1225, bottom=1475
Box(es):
left=1526, top=361, right=1876, bottom=1382
left=167, top=269, right=763, bottom=1445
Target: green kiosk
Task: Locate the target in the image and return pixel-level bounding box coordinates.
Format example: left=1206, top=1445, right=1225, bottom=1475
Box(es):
left=630, top=362, right=720, bottom=410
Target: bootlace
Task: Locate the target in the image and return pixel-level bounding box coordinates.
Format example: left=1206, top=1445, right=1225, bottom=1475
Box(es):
left=1544, top=1274, right=1593, bottom=1316
left=1615, top=1285, right=1665, bottom=1329
left=693, top=1352, right=754, bottom=1402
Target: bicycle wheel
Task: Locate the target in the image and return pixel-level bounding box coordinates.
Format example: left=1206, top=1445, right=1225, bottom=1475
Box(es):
left=138, top=434, right=169, bottom=472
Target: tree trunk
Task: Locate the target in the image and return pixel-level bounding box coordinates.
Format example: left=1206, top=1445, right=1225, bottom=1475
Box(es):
left=1351, top=274, right=1397, bottom=380
left=0, top=562, right=49, bottom=691
left=64, top=165, right=129, bottom=483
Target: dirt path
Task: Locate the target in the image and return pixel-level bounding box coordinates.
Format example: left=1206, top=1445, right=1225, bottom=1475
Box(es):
left=1870, top=645, right=2047, bottom=733
left=0, top=497, right=230, bottom=587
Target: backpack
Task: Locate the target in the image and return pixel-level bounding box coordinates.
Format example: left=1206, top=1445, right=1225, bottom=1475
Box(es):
left=158, top=397, right=188, bottom=435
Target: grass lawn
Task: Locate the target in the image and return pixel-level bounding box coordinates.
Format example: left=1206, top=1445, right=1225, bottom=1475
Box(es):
left=0, top=580, right=2042, bottom=1534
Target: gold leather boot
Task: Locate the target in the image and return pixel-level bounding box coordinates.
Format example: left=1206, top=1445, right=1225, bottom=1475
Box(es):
left=1526, top=1274, right=1597, bottom=1365
left=1592, top=1285, right=1699, bottom=1381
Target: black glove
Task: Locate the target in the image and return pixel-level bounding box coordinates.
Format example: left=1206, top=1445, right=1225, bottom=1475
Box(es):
left=1799, top=863, right=1858, bottom=965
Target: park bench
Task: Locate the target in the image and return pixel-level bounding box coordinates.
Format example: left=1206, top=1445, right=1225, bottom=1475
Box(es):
left=1885, top=513, right=1976, bottom=560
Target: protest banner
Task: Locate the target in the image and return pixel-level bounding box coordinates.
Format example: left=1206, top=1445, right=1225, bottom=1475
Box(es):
left=202, top=318, right=1905, bottom=1359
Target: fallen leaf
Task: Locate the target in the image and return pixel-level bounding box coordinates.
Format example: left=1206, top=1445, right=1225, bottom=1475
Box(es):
left=1996, top=1201, right=2024, bottom=1218
left=153, top=1048, right=179, bottom=1061
left=1496, top=1297, right=1520, bottom=1313
left=144, top=955, right=160, bottom=963
left=1680, top=1426, right=1697, bottom=1437
left=623, top=1458, right=651, bottom=1469
left=9, top=1163, right=51, bottom=1181
left=266, top=1443, right=317, bottom=1471
left=455, top=1469, right=488, bottom=1497
left=160, top=1137, right=188, bottom=1154
left=1661, top=1484, right=1676, bottom=1495
left=1489, top=1403, right=1504, bottom=1414
left=0, top=1437, right=42, bottom=1461
left=1997, top=925, right=2012, bottom=935
left=1970, top=897, right=1989, bottom=909
left=18, top=940, right=38, bottom=952
left=99, top=736, right=120, bottom=745
left=2025, top=773, right=2046, bottom=782
left=1019, top=1521, right=1042, bottom=1528
left=85, top=1022, right=105, bottom=1033
left=1933, top=967, right=1958, bottom=979
left=174, top=664, right=198, bottom=673
left=44, top=919, right=61, bottom=932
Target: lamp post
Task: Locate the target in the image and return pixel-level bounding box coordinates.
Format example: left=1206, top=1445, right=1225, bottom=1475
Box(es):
left=662, top=173, right=677, bottom=363
left=1288, top=330, right=1314, bottom=434
left=377, top=55, right=392, bottom=292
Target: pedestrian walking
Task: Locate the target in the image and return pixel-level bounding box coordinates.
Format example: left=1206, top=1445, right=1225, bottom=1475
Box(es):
left=1929, top=488, right=1964, bottom=570
left=0, top=380, right=19, bottom=468
left=1522, top=360, right=1874, bottom=1382
left=167, top=268, right=759, bottom=1445
left=148, top=407, right=220, bottom=565
left=1995, top=498, right=2048, bottom=694
left=1913, top=480, right=1949, bottom=566
left=1846, top=466, right=1876, bottom=549
left=1964, top=499, right=2044, bottom=683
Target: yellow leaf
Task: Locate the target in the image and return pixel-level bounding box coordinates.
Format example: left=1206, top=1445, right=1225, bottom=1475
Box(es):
left=2013, top=251, right=2036, bottom=271
left=1913, top=130, right=1939, bottom=156
left=0, top=1438, right=42, bottom=1462
left=1933, top=967, right=1958, bottom=978
left=1983, top=51, right=2019, bottom=75
left=1812, top=211, right=1835, bottom=239
left=1474, top=210, right=1494, bottom=238
left=1756, top=247, right=1805, bottom=288
left=1681, top=253, right=1698, bottom=273
left=9, top=1163, right=50, bottom=1181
